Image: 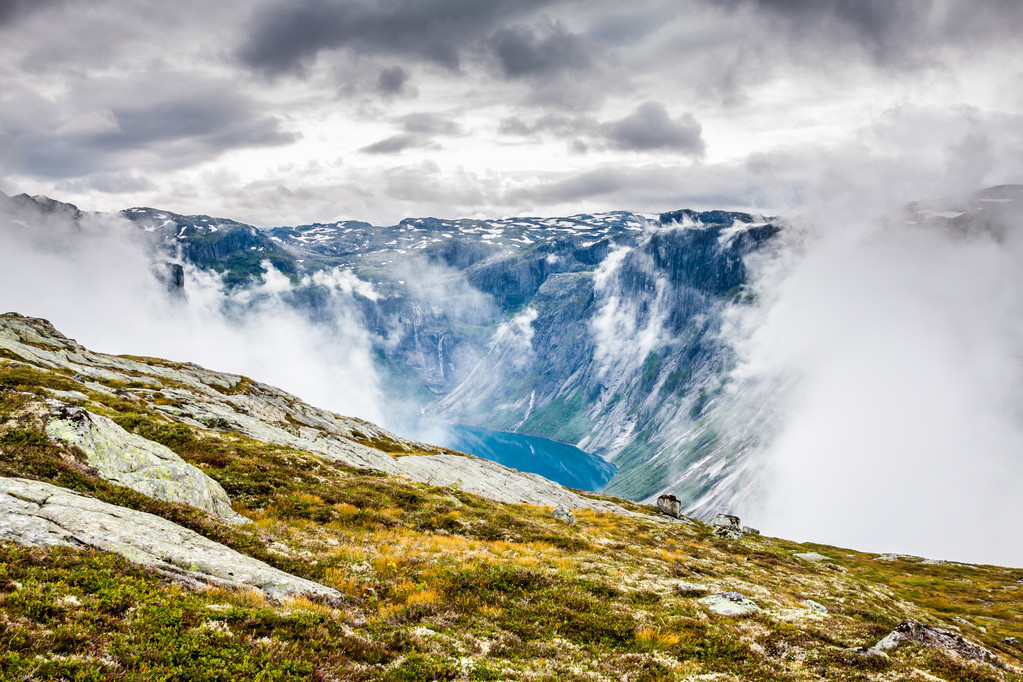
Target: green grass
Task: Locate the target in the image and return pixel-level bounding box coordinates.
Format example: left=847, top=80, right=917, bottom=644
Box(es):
left=2, top=333, right=1023, bottom=680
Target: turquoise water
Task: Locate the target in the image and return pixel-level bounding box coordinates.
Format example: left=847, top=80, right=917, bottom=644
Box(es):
left=396, top=421, right=616, bottom=492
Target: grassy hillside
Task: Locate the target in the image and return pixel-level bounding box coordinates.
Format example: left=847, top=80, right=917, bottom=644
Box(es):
left=0, top=336, right=1021, bottom=680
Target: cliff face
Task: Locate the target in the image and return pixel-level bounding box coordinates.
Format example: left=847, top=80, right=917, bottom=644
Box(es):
left=62, top=199, right=786, bottom=513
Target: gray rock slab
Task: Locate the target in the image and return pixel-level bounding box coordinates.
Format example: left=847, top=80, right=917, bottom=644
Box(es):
left=395, top=454, right=631, bottom=514
left=793, top=551, right=831, bottom=562
left=0, top=477, right=338, bottom=600
left=698, top=591, right=761, bottom=616
left=45, top=403, right=245, bottom=524
left=675, top=581, right=710, bottom=597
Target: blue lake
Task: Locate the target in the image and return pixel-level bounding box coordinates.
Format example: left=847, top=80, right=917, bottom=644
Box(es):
left=394, top=421, right=616, bottom=492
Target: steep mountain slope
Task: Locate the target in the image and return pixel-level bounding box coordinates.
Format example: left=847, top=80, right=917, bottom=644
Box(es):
left=0, top=314, right=1020, bottom=680
left=6, top=187, right=1022, bottom=523
left=114, top=201, right=783, bottom=513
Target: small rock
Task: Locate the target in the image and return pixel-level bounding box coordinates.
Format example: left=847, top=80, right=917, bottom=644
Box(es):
left=848, top=646, right=890, bottom=661
left=698, top=591, right=760, bottom=616
left=674, top=581, right=710, bottom=597
left=822, top=562, right=847, bottom=573
left=803, top=599, right=828, bottom=614
left=551, top=504, right=575, bottom=524
left=874, top=620, right=1004, bottom=668
left=711, top=513, right=743, bottom=541
left=741, top=525, right=760, bottom=536
left=1005, top=637, right=1018, bottom=646
left=793, top=552, right=831, bottom=562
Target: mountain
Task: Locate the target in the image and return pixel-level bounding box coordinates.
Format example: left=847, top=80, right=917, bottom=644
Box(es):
left=0, top=313, right=1020, bottom=679
left=110, top=202, right=784, bottom=515
left=4, top=186, right=1022, bottom=524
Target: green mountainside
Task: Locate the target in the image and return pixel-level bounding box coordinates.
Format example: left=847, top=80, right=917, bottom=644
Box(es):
left=0, top=312, right=1020, bottom=681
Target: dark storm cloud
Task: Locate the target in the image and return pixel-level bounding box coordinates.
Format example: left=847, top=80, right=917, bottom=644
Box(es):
left=726, top=0, right=1023, bottom=65
left=0, top=0, right=64, bottom=25
left=0, top=72, right=296, bottom=180
left=490, top=18, right=590, bottom=79
left=603, top=102, right=705, bottom=156
left=376, top=66, right=412, bottom=96
left=360, top=112, right=462, bottom=155
left=236, top=0, right=560, bottom=77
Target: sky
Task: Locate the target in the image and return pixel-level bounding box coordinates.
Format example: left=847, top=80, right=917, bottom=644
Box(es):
left=2, top=0, right=1023, bottom=226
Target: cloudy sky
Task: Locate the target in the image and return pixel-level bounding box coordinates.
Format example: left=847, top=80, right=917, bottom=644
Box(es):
left=1, top=0, right=1022, bottom=225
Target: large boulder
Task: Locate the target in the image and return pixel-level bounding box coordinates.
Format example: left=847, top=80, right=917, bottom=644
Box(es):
left=44, top=403, right=245, bottom=523
left=0, top=477, right=339, bottom=600
left=657, top=494, right=682, bottom=517
left=711, top=513, right=743, bottom=540
left=874, top=620, right=1003, bottom=668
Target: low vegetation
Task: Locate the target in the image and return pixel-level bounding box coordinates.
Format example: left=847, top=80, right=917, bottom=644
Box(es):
left=1, top=351, right=1022, bottom=680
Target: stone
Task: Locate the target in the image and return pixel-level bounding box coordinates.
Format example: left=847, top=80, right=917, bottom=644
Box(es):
left=1005, top=637, right=1018, bottom=646
left=803, top=599, right=828, bottom=614
left=551, top=504, right=575, bottom=524
left=874, top=620, right=1004, bottom=668
left=657, top=494, right=682, bottom=518
left=0, top=477, right=339, bottom=601
left=793, top=552, right=831, bottom=562
left=741, top=525, right=760, bottom=536
left=698, top=591, right=760, bottom=616
left=848, top=646, right=890, bottom=661
left=44, top=403, right=245, bottom=524
left=822, top=562, right=848, bottom=573
left=711, top=513, right=743, bottom=540
left=674, top=581, right=710, bottom=597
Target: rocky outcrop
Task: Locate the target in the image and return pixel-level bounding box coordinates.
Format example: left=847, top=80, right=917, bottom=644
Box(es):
left=711, top=513, right=743, bottom=540
left=394, top=454, right=630, bottom=515
left=1, top=314, right=637, bottom=517
left=872, top=620, right=1004, bottom=668
left=44, top=403, right=244, bottom=523
left=0, top=477, right=339, bottom=600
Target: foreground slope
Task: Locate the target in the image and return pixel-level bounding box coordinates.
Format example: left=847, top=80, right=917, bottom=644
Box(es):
left=0, top=313, right=1020, bottom=680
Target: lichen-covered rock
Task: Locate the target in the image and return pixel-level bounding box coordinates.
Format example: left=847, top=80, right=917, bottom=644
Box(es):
left=44, top=403, right=244, bottom=524
left=803, top=599, right=828, bottom=614
left=741, top=525, right=760, bottom=536
left=793, top=551, right=831, bottom=562
left=711, top=513, right=743, bottom=540
left=674, top=581, right=710, bottom=597
left=0, top=477, right=338, bottom=600
left=698, top=591, right=760, bottom=616
left=875, top=620, right=1004, bottom=668
left=551, top=504, right=575, bottom=524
